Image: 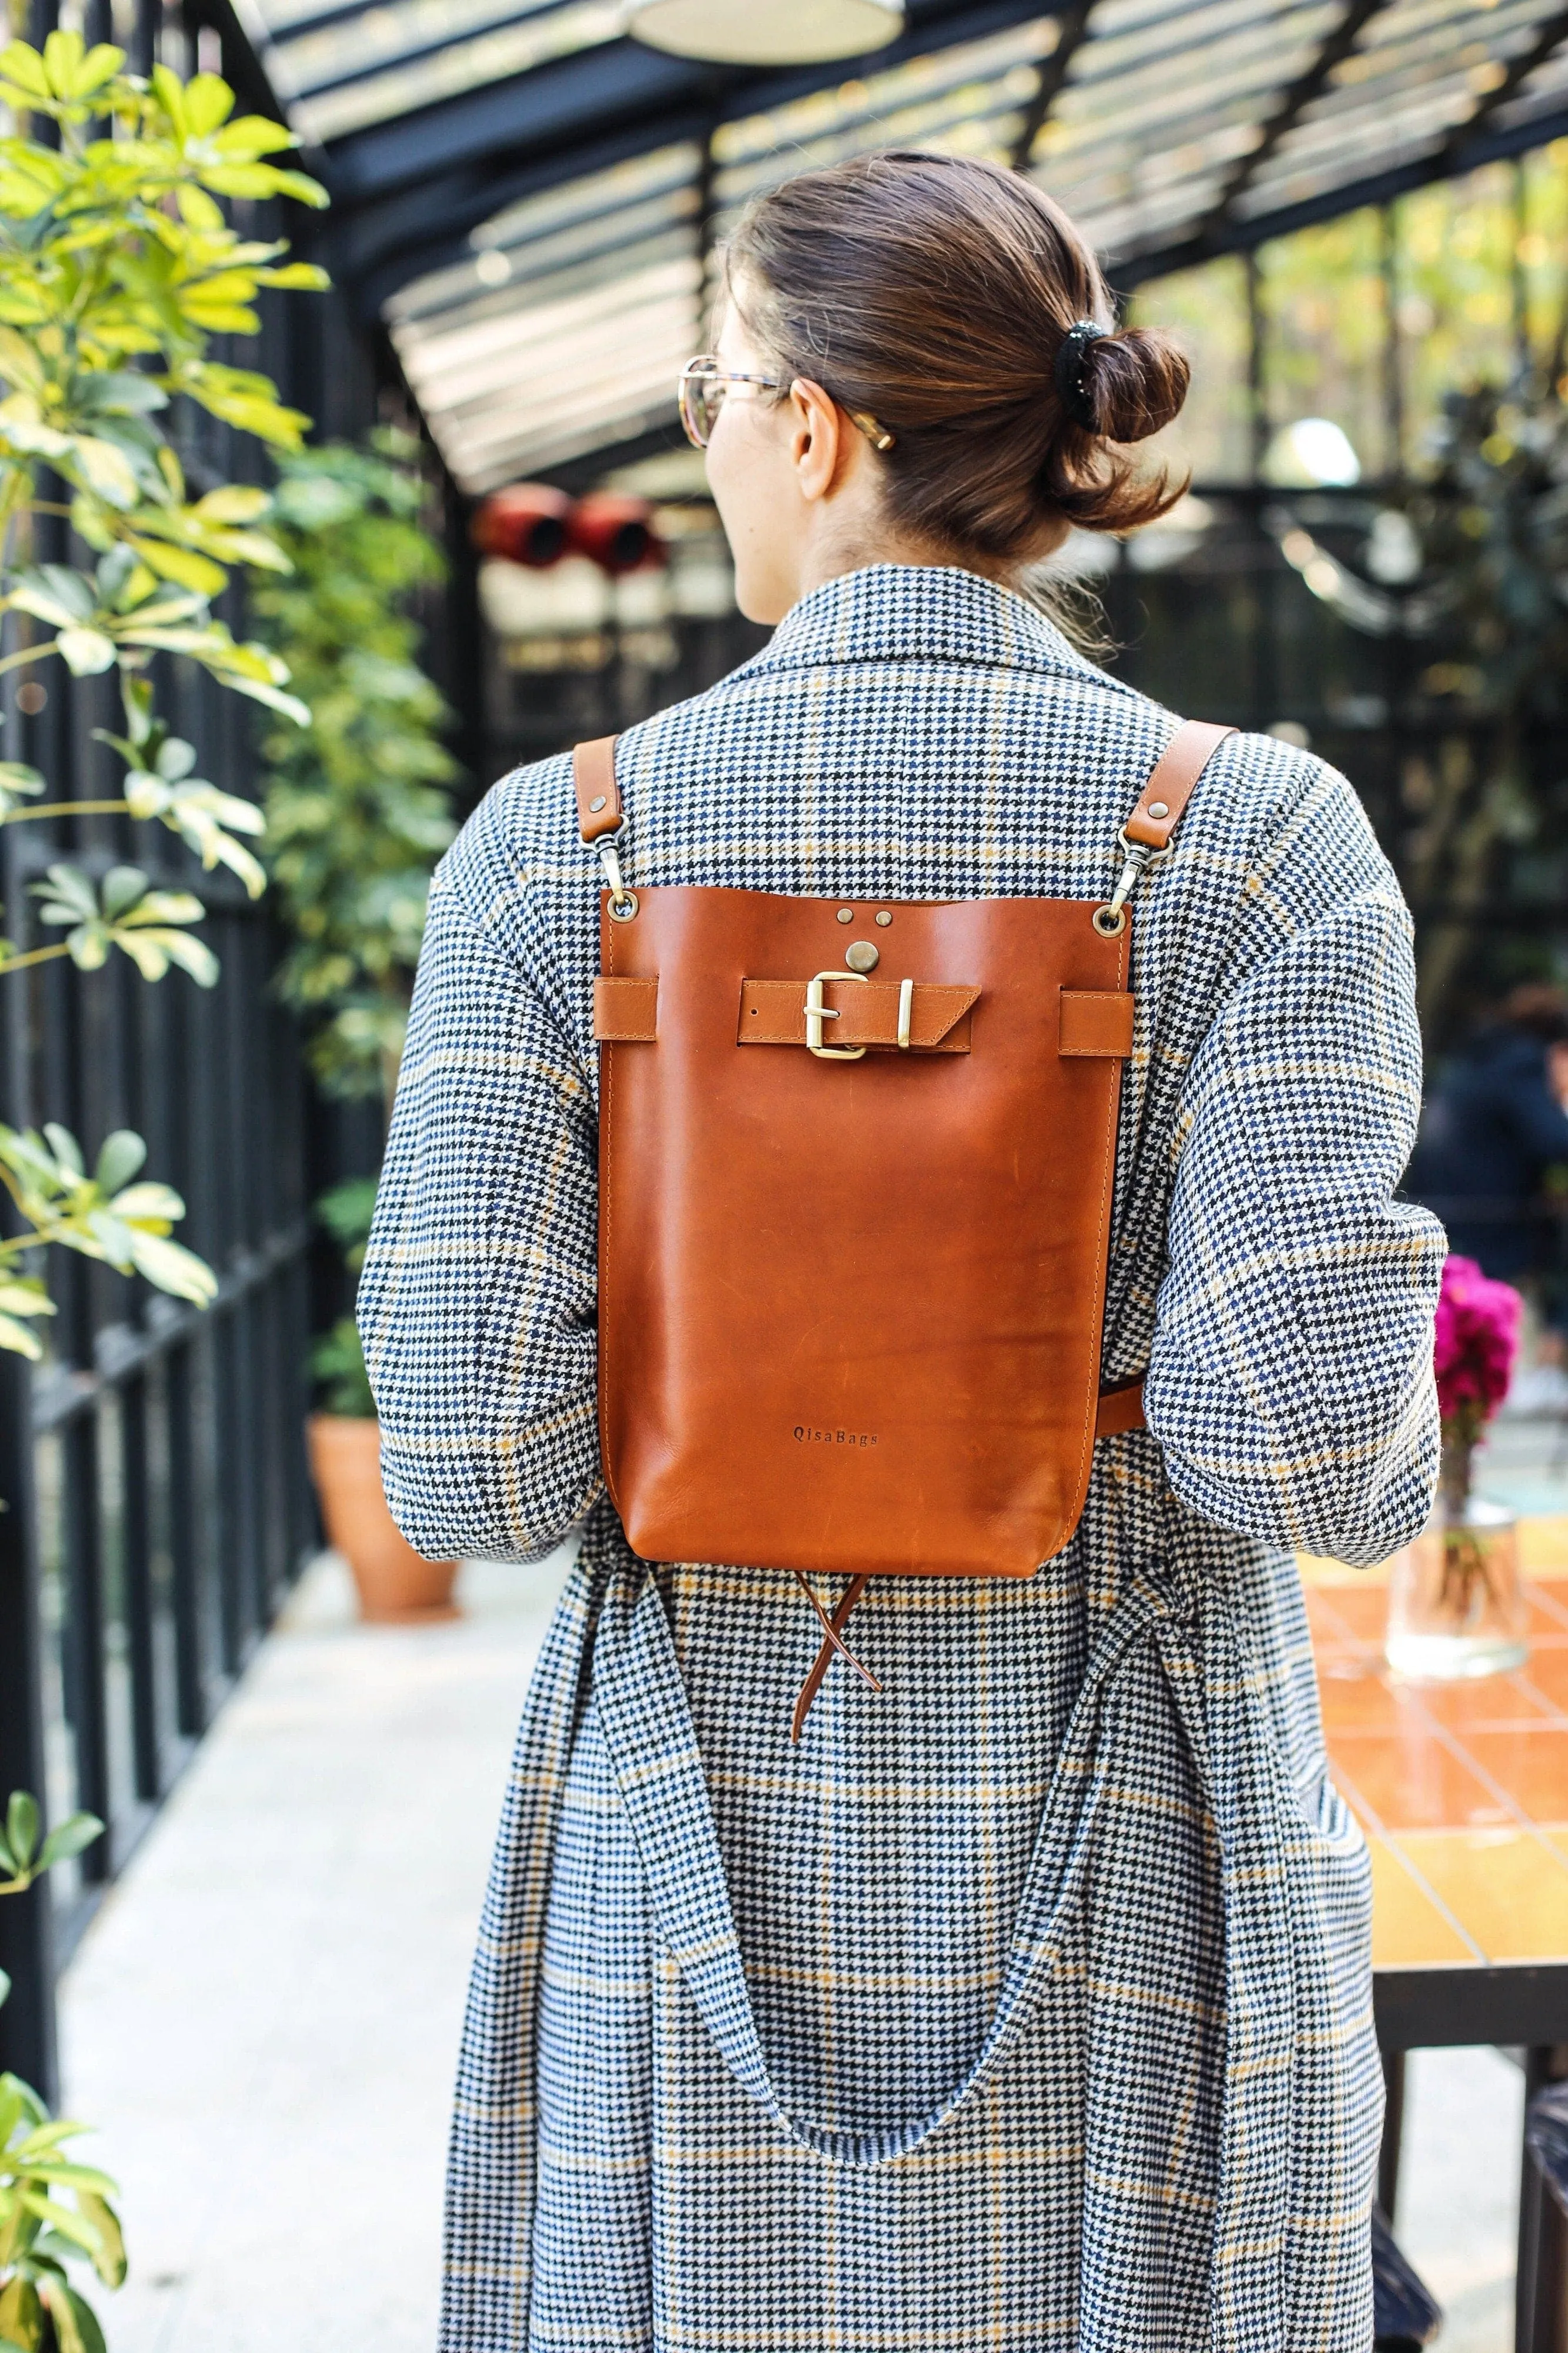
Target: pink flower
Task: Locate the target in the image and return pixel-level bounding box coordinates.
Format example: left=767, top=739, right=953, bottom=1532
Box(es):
left=1433, top=1254, right=1522, bottom=1427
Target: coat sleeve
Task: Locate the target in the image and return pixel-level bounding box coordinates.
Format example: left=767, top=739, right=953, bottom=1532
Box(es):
left=1143, top=872, right=1446, bottom=1568
left=357, top=875, right=602, bottom=1562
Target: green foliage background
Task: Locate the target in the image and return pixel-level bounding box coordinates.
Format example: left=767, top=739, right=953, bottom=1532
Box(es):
left=255, top=431, right=459, bottom=1106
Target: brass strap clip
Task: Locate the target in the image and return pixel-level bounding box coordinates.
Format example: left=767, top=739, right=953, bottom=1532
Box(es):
left=1093, top=830, right=1170, bottom=938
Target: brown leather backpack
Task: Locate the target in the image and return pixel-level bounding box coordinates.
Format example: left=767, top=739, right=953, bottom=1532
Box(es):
left=580, top=719, right=1233, bottom=1731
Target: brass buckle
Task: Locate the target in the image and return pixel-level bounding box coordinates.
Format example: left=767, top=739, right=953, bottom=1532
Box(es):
left=804, top=969, right=869, bottom=1061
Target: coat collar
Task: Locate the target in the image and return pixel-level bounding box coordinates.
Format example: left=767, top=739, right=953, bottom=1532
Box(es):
left=753, top=562, right=1120, bottom=687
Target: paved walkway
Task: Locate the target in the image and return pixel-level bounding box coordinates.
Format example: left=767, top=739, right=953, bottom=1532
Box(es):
left=59, top=1545, right=573, bottom=2353
left=58, top=1445, right=1553, bottom=2353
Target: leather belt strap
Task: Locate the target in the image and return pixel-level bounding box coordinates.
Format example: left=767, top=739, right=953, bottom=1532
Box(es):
left=1122, top=719, right=1236, bottom=851
left=740, top=978, right=978, bottom=1052
left=573, top=735, right=622, bottom=842
left=595, top=976, right=1135, bottom=1059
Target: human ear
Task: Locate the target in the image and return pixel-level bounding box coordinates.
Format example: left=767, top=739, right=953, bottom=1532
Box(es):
left=788, top=378, right=845, bottom=504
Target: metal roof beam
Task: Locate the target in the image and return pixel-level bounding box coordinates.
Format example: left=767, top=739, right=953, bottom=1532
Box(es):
left=321, top=111, right=710, bottom=319
left=320, top=0, right=1059, bottom=212
left=1113, top=89, right=1568, bottom=284
left=1183, top=0, right=1389, bottom=255
left=1008, top=0, right=1094, bottom=170
left=1453, top=2, right=1568, bottom=145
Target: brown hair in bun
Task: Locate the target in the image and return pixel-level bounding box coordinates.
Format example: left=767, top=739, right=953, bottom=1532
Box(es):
left=723, top=150, right=1190, bottom=561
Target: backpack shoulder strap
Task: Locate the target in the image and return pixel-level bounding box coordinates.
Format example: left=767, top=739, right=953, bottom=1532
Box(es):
left=1125, top=718, right=1236, bottom=850
left=573, top=734, right=622, bottom=840
left=1096, top=717, right=1237, bottom=936
left=573, top=736, right=637, bottom=919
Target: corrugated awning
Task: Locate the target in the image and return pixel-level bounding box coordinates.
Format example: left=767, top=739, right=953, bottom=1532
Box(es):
left=235, top=0, right=1568, bottom=488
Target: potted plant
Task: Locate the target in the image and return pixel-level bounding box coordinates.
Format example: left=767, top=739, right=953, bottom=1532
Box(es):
left=305, top=1179, right=457, bottom=1621
left=0, top=1793, right=125, bottom=2352
left=1386, top=1254, right=1527, bottom=1678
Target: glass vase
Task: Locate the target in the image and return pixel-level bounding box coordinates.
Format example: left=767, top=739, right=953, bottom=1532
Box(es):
left=1384, top=1494, right=1529, bottom=1680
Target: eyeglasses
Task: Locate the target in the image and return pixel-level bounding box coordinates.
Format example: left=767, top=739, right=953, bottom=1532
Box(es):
left=678, top=357, right=784, bottom=449
left=678, top=355, right=896, bottom=454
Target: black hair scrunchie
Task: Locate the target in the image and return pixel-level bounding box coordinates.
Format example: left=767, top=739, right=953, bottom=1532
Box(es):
left=1054, top=318, right=1107, bottom=431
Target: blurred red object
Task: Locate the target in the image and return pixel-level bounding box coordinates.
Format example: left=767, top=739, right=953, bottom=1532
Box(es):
left=566, top=493, right=663, bottom=575
left=471, top=484, right=572, bottom=568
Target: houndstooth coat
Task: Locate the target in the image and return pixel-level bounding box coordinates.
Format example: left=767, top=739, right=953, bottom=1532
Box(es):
left=359, top=564, right=1444, bottom=2353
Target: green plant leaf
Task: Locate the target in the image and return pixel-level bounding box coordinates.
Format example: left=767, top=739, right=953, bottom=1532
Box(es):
left=104, top=1179, right=182, bottom=1224
left=124, top=537, right=226, bottom=598
left=41, top=1125, right=83, bottom=1178
left=0, top=41, right=52, bottom=101
left=36, top=2277, right=105, bottom=2353
left=18, top=2162, right=117, bottom=2198
left=39, top=29, right=121, bottom=102
left=92, top=1131, right=145, bottom=1195
left=100, top=865, right=145, bottom=921
left=6, top=2121, right=87, bottom=2157
left=107, top=928, right=218, bottom=987
left=55, top=628, right=116, bottom=676
left=123, top=1230, right=216, bottom=1305
left=0, top=1280, right=54, bottom=1320
left=75, top=373, right=166, bottom=419
left=5, top=1794, right=38, bottom=1874
left=191, top=484, right=269, bottom=525
left=73, top=2194, right=124, bottom=2291
left=34, top=1814, right=102, bottom=1873
left=0, top=764, right=44, bottom=815
left=7, top=565, right=94, bottom=628
left=34, top=869, right=218, bottom=988
left=0, top=2277, right=41, bottom=2352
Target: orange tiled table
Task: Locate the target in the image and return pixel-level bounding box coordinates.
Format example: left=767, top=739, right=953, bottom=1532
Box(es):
left=1306, top=1515, right=1568, bottom=2045
left=1306, top=1517, right=1568, bottom=2349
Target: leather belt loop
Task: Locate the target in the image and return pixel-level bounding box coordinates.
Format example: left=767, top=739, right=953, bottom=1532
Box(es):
left=573, top=736, right=622, bottom=842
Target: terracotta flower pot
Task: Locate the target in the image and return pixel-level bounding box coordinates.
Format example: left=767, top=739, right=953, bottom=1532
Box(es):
left=306, top=1414, right=459, bottom=1622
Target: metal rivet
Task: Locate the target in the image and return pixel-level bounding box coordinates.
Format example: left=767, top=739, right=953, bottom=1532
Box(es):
left=845, top=939, right=879, bottom=973
left=1147, top=799, right=1169, bottom=819
left=836, top=907, right=854, bottom=923
left=589, top=794, right=606, bottom=812
left=875, top=911, right=892, bottom=928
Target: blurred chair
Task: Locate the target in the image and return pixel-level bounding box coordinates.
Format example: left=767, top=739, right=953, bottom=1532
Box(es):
left=1372, top=2204, right=1443, bottom=2351
left=1523, top=2080, right=1568, bottom=2353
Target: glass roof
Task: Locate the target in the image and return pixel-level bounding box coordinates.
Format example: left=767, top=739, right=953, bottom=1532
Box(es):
left=242, top=0, right=1568, bottom=488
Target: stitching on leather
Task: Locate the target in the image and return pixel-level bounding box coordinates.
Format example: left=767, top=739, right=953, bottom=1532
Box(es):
left=1059, top=989, right=1135, bottom=1058
left=1057, top=921, right=1132, bottom=1553
left=598, top=893, right=626, bottom=1522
